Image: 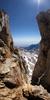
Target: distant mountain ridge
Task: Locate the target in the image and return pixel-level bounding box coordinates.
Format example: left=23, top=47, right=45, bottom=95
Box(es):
left=24, top=43, right=40, bottom=50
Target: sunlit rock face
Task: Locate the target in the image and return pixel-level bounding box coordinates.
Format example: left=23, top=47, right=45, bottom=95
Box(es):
left=31, top=10, right=50, bottom=92
left=0, top=10, right=27, bottom=100
left=0, top=10, right=13, bottom=52
left=0, top=10, right=14, bottom=59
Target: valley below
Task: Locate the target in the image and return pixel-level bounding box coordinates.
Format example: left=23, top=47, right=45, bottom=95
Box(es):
left=18, top=47, right=39, bottom=83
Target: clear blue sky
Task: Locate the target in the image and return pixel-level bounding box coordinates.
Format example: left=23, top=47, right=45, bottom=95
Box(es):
left=0, top=0, right=50, bottom=46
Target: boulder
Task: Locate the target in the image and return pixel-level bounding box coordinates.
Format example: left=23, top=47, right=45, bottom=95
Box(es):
left=22, top=84, right=50, bottom=100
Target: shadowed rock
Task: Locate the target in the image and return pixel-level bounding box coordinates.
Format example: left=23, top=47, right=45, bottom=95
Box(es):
left=31, top=10, right=50, bottom=92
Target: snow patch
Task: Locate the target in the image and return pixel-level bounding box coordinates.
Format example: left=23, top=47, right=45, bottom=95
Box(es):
left=19, top=49, right=38, bottom=83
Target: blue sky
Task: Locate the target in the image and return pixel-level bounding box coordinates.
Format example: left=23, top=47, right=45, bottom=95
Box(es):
left=0, top=0, right=50, bottom=46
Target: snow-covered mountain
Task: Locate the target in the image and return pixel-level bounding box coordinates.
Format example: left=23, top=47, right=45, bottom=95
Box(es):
left=19, top=45, right=39, bottom=83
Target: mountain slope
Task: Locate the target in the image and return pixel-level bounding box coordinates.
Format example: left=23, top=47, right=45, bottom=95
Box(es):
left=19, top=48, right=39, bottom=83
left=24, top=44, right=40, bottom=51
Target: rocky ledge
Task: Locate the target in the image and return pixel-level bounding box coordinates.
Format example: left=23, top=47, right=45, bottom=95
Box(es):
left=0, top=10, right=50, bottom=100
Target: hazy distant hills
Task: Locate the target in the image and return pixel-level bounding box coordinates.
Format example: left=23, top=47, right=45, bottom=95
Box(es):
left=24, top=43, right=40, bottom=51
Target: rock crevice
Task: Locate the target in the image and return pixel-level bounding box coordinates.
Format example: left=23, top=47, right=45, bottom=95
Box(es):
left=0, top=10, right=50, bottom=100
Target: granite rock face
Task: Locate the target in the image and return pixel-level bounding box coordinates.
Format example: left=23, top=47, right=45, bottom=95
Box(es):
left=31, top=10, right=50, bottom=92
left=0, top=10, right=13, bottom=52
left=0, top=10, right=27, bottom=100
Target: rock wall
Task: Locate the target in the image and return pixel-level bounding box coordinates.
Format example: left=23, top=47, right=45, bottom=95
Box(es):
left=0, top=10, right=26, bottom=100
left=31, top=10, right=50, bottom=92
left=0, top=10, right=13, bottom=52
